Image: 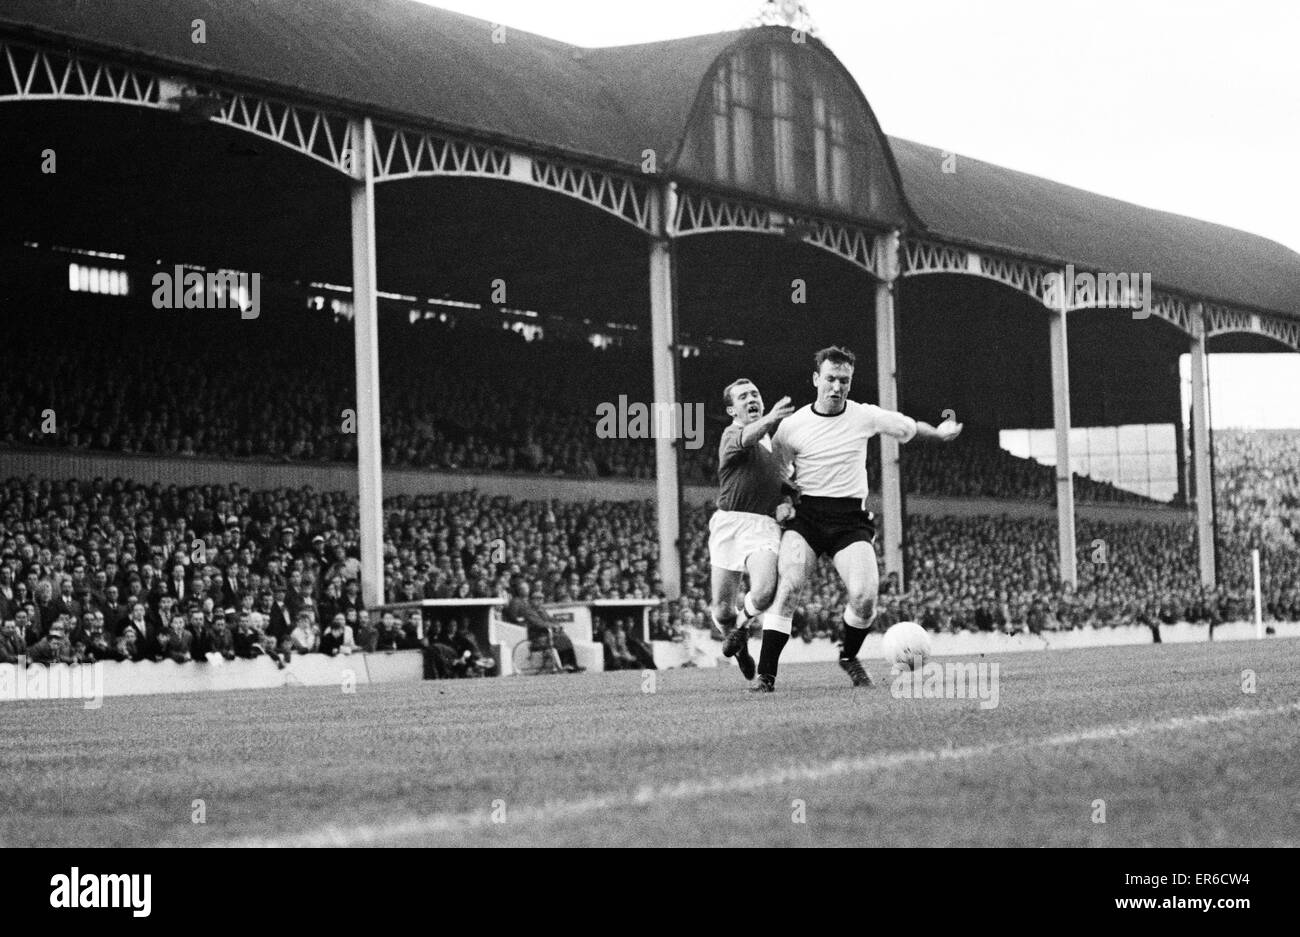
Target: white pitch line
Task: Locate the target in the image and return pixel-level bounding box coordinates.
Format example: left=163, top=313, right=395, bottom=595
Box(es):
left=208, top=700, right=1300, bottom=848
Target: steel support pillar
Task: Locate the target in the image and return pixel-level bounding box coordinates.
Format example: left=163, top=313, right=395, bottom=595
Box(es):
left=1049, top=302, right=1077, bottom=587
left=350, top=117, right=385, bottom=608
left=1190, top=304, right=1217, bottom=588
left=649, top=183, right=681, bottom=599
left=874, top=231, right=905, bottom=589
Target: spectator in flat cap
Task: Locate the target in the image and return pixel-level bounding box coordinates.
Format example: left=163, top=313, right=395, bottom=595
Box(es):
left=28, top=616, right=76, bottom=665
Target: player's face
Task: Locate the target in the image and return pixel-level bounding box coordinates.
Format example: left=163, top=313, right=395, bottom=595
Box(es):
left=813, top=361, right=853, bottom=412
left=727, top=383, right=764, bottom=425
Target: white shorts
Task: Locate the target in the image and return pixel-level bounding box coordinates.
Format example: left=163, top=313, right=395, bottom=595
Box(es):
left=708, top=510, right=781, bottom=573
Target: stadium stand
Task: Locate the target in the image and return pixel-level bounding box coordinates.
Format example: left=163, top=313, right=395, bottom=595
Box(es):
left=0, top=300, right=1153, bottom=502
left=3, top=456, right=1296, bottom=671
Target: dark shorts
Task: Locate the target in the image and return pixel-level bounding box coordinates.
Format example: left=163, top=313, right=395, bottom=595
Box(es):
left=783, top=496, right=876, bottom=558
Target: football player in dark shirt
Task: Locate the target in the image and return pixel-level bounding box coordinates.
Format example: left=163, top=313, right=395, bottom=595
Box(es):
left=710, top=378, right=795, bottom=683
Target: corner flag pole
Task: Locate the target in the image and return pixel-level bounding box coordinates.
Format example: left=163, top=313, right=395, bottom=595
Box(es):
left=1252, top=548, right=1262, bottom=639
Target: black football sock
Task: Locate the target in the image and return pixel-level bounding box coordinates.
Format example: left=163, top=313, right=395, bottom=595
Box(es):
left=757, top=629, right=789, bottom=679
left=840, top=623, right=869, bottom=660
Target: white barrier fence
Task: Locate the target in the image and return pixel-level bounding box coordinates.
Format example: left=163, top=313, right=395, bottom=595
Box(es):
left=2, top=621, right=1293, bottom=703
left=0, top=648, right=424, bottom=703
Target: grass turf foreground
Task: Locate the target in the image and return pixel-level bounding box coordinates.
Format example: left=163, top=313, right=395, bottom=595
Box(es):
left=1, top=638, right=1297, bottom=848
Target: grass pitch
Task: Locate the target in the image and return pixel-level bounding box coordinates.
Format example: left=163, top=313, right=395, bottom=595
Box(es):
left=2, top=638, right=1298, bottom=847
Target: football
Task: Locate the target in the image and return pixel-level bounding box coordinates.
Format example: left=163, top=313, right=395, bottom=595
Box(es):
left=881, top=621, right=933, bottom=673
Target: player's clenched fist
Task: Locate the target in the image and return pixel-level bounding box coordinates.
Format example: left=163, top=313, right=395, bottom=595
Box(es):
left=774, top=499, right=796, bottom=524
left=934, top=417, right=963, bottom=442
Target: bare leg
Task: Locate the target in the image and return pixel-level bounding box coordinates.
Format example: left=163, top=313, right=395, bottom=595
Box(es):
left=742, top=548, right=779, bottom=618
left=710, top=566, right=744, bottom=633
left=755, top=530, right=816, bottom=686
left=832, top=541, right=880, bottom=681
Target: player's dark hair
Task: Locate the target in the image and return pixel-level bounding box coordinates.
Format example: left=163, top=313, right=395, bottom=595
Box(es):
left=722, top=378, right=755, bottom=409
left=814, top=346, right=856, bottom=372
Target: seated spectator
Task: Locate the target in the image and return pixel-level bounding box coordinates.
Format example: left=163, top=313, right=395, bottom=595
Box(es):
left=319, top=613, right=355, bottom=657
left=29, top=617, right=77, bottom=665
left=0, top=617, right=27, bottom=664
left=549, top=624, right=583, bottom=673
left=232, top=611, right=267, bottom=660
left=76, top=611, right=119, bottom=662
left=400, top=612, right=424, bottom=649
left=351, top=609, right=377, bottom=653
left=431, top=620, right=465, bottom=676
left=156, top=614, right=194, bottom=664
left=375, top=612, right=405, bottom=652
left=115, top=622, right=147, bottom=662
left=621, top=617, right=657, bottom=670
left=601, top=621, right=639, bottom=671
left=453, top=620, right=494, bottom=675
left=503, top=580, right=550, bottom=641
left=203, top=610, right=238, bottom=662
left=16, top=608, right=40, bottom=649
left=290, top=610, right=319, bottom=654
left=122, top=603, right=155, bottom=655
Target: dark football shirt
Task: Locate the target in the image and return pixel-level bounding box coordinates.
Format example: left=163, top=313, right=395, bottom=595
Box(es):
left=716, top=424, right=786, bottom=515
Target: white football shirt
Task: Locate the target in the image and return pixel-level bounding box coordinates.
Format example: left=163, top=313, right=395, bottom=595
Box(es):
left=771, top=400, right=917, bottom=500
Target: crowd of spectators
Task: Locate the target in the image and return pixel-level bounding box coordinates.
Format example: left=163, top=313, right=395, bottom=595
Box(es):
left=1, top=304, right=1149, bottom=502
left=1215, top=429, right=1300, bottom=552
left=2, top=456, right=1296, bottom=673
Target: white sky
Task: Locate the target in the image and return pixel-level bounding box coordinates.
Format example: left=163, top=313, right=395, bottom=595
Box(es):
left=417, top=0, right=1300, bottom=428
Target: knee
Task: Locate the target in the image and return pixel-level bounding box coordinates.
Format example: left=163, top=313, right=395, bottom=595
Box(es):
left=847, top=591, right=877, bottom=619
left=750, top=580, right=777, bottom=611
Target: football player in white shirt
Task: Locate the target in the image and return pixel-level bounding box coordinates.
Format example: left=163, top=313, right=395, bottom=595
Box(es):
left=751, top=346, right=962, bottom=692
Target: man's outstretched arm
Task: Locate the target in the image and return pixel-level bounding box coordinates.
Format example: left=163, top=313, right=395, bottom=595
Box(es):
left=870, top=405, right=962, bottom=444
left=740, top=395, right=795, bottom=447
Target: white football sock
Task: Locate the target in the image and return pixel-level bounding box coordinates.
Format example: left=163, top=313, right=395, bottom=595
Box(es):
left=762, top=612, right=793, bottom=636
left=843, top=605, right=873, bottom=630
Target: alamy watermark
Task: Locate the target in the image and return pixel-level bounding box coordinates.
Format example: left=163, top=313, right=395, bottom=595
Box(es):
left=1043, top=264, right=1152, bottom=319
left=0, top=661, right=103, bottom=710
left=890, top=660, right=1000, bottom=709
left=151, top=265, right=260, bottom=318
left=49, top=867, right=150, bottom=917
left=594, top=396, right=704, bottom=450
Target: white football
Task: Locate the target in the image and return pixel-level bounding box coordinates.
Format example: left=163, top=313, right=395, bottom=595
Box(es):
left=881, top=621, right=932, bottom=673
